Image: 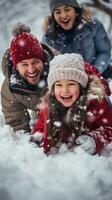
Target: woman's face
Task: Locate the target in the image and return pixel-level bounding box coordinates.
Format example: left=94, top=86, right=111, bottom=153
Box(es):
left=53, top=5, right=76, bottom=30
left=54, top=79, right=80, bottom=107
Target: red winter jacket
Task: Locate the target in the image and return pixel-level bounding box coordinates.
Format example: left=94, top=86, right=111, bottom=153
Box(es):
left=33, top=63, right=111, bottom=154
left=33, top=97, right=112, bottom=154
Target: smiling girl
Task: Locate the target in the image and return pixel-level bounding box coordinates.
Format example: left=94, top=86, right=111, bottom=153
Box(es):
left=32, top=53, right=112, bottom=155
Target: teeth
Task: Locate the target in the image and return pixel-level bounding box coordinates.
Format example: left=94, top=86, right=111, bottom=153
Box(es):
left=62, top=19, right=69, bottom=23
left=63, top=19, right=68, bottom=22
left=61, top=17, right=70, bottom=23
left=28, top=74, right=37, bottom=77
left=62, top=96, right=72, bottom=99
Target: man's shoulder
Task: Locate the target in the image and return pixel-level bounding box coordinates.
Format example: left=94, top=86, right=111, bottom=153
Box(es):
left=41, top=43, right=54, bottom=61
left=2, top=48, right=11, bottom=76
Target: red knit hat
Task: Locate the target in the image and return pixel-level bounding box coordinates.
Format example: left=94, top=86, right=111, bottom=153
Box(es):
left=10, top=23, right=45, bottom=67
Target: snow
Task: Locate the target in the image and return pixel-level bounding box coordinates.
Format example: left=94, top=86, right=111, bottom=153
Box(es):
left=0, top=1, right=112, bottom=199
left=0, top=124, right=112, bottom=200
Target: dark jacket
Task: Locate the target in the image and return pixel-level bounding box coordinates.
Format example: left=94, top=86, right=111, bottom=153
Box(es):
left=42, top=18, right=111, bottom=74
left=1, top=45, right=54, bottom=132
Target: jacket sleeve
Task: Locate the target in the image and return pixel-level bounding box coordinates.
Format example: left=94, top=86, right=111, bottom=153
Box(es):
left=33, top=109, right=47, bottom=136
left=93, top=19, right=111, bottom=73
left=33, top=109, right=49, bottom=153
left=87, top=98, right=112, bottom=154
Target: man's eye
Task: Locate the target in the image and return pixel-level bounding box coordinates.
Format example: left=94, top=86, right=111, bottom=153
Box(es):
left=33, top=61, right=39, bottom=64
left=21, top=64, right=28, bottom=67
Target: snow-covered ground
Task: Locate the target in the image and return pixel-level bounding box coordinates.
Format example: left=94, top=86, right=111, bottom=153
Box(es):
left=0, top=1, right=112, bottom=200
left=0, top=118, right=112, bottom=200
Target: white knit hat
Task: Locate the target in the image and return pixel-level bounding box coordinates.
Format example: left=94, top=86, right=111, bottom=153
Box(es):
left=48, top=53, right=88, bottom=90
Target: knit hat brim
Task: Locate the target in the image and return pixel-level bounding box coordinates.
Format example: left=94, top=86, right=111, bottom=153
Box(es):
left=47, top=53, right=88, bottom=90
left=49, top=0, right=80, bottom=14
left=48, top=68, right=88, bottom=90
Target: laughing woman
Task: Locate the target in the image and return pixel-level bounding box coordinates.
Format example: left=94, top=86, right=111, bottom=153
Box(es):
left=42, top=0, right=111, bottom=78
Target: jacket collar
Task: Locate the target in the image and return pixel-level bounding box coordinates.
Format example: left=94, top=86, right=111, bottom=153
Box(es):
left=9, top=68, right=42, bottom=95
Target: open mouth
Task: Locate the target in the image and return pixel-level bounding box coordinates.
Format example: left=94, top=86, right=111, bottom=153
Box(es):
left=61, top=17, right=71, bottom=24
left=27, top=74, right=37, bottom=80
left=27, top=72, right=41, bottom=79
left=61, top=95, right=72, bottom=100
left=27, top=74, right=37, bottom=77
left=26, top=73, right=41, bottom=83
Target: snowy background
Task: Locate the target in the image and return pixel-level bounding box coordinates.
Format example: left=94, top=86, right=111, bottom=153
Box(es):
left=0, top=1, right=112, bottom=200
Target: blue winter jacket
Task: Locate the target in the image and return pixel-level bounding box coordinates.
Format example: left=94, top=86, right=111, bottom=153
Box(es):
left=42, top=18, right=111, bottom=74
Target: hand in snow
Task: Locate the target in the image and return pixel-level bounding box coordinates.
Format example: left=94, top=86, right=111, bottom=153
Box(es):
left=30, top=132, right=43, bottom=147
left=75, top=135, right=96, bottom=155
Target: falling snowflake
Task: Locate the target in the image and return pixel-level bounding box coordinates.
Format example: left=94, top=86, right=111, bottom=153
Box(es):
left=98, top=109, right=104, bottom=115
left=53, top=121, right=62, bottom=127
left=102, top=118, right=108, bottom=124
left=18, top=39, right=25, bottom=47
left=38, top=80, right=46, bottom=89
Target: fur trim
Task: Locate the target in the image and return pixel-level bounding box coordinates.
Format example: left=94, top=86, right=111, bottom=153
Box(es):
left=82, top=5, right=93, bottom=22
left=42, top=15, right=52, bottom=34
left=87, top=75, right=106, bottom=102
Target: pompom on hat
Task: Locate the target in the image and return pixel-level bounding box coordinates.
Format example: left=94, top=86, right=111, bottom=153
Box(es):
left=10, top=22, right=45, bottom=67
left=47, top=53, right=88, bottom=90
left=49, top=0, right=80, bottom=14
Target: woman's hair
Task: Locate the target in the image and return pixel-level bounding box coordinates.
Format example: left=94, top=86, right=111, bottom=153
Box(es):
left=43, top=5, right=93, bottom=40
left=43, top=84, right=89, bottom=147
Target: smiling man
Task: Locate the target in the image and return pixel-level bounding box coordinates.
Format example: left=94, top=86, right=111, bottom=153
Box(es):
left=16, top=58, right=44, bottom=86
left=1, top=23, right=53, bottom=133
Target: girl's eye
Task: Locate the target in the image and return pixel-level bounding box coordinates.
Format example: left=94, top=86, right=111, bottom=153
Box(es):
left=65, top=8, right=71, bottom=12
left=55, top=84, right=61, bottom=87
left=55, top=11, right=61, bottom=15
left=68, top=82, right=76, bottom=85
left=68, top=83, right=76, bottom=86
left=55, top=83, right=62, bottom=87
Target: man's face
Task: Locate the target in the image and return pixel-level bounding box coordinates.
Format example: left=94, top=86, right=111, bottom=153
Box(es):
left=16, top=58, right=44, bottom=85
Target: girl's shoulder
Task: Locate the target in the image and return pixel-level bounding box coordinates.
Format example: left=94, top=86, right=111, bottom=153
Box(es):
left=81, top=17, right=102, bottom=29
left=87, top=97, right=112, bottom=115
left=85, top=63, right=111, bottom=97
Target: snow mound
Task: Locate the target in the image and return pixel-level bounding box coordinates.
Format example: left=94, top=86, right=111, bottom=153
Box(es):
left=0, top=114, right=112, bottom=200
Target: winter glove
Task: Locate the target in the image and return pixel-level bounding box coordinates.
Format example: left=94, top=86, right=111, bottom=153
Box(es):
left=75, top=135, right=96, bottom=155
left=30, top=132, right=44, bottom=147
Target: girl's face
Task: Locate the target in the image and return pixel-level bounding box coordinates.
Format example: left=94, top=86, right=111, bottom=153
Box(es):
left=53, top=5, right=76, bottom=30
left=54, top=79, right=80, bottom=107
